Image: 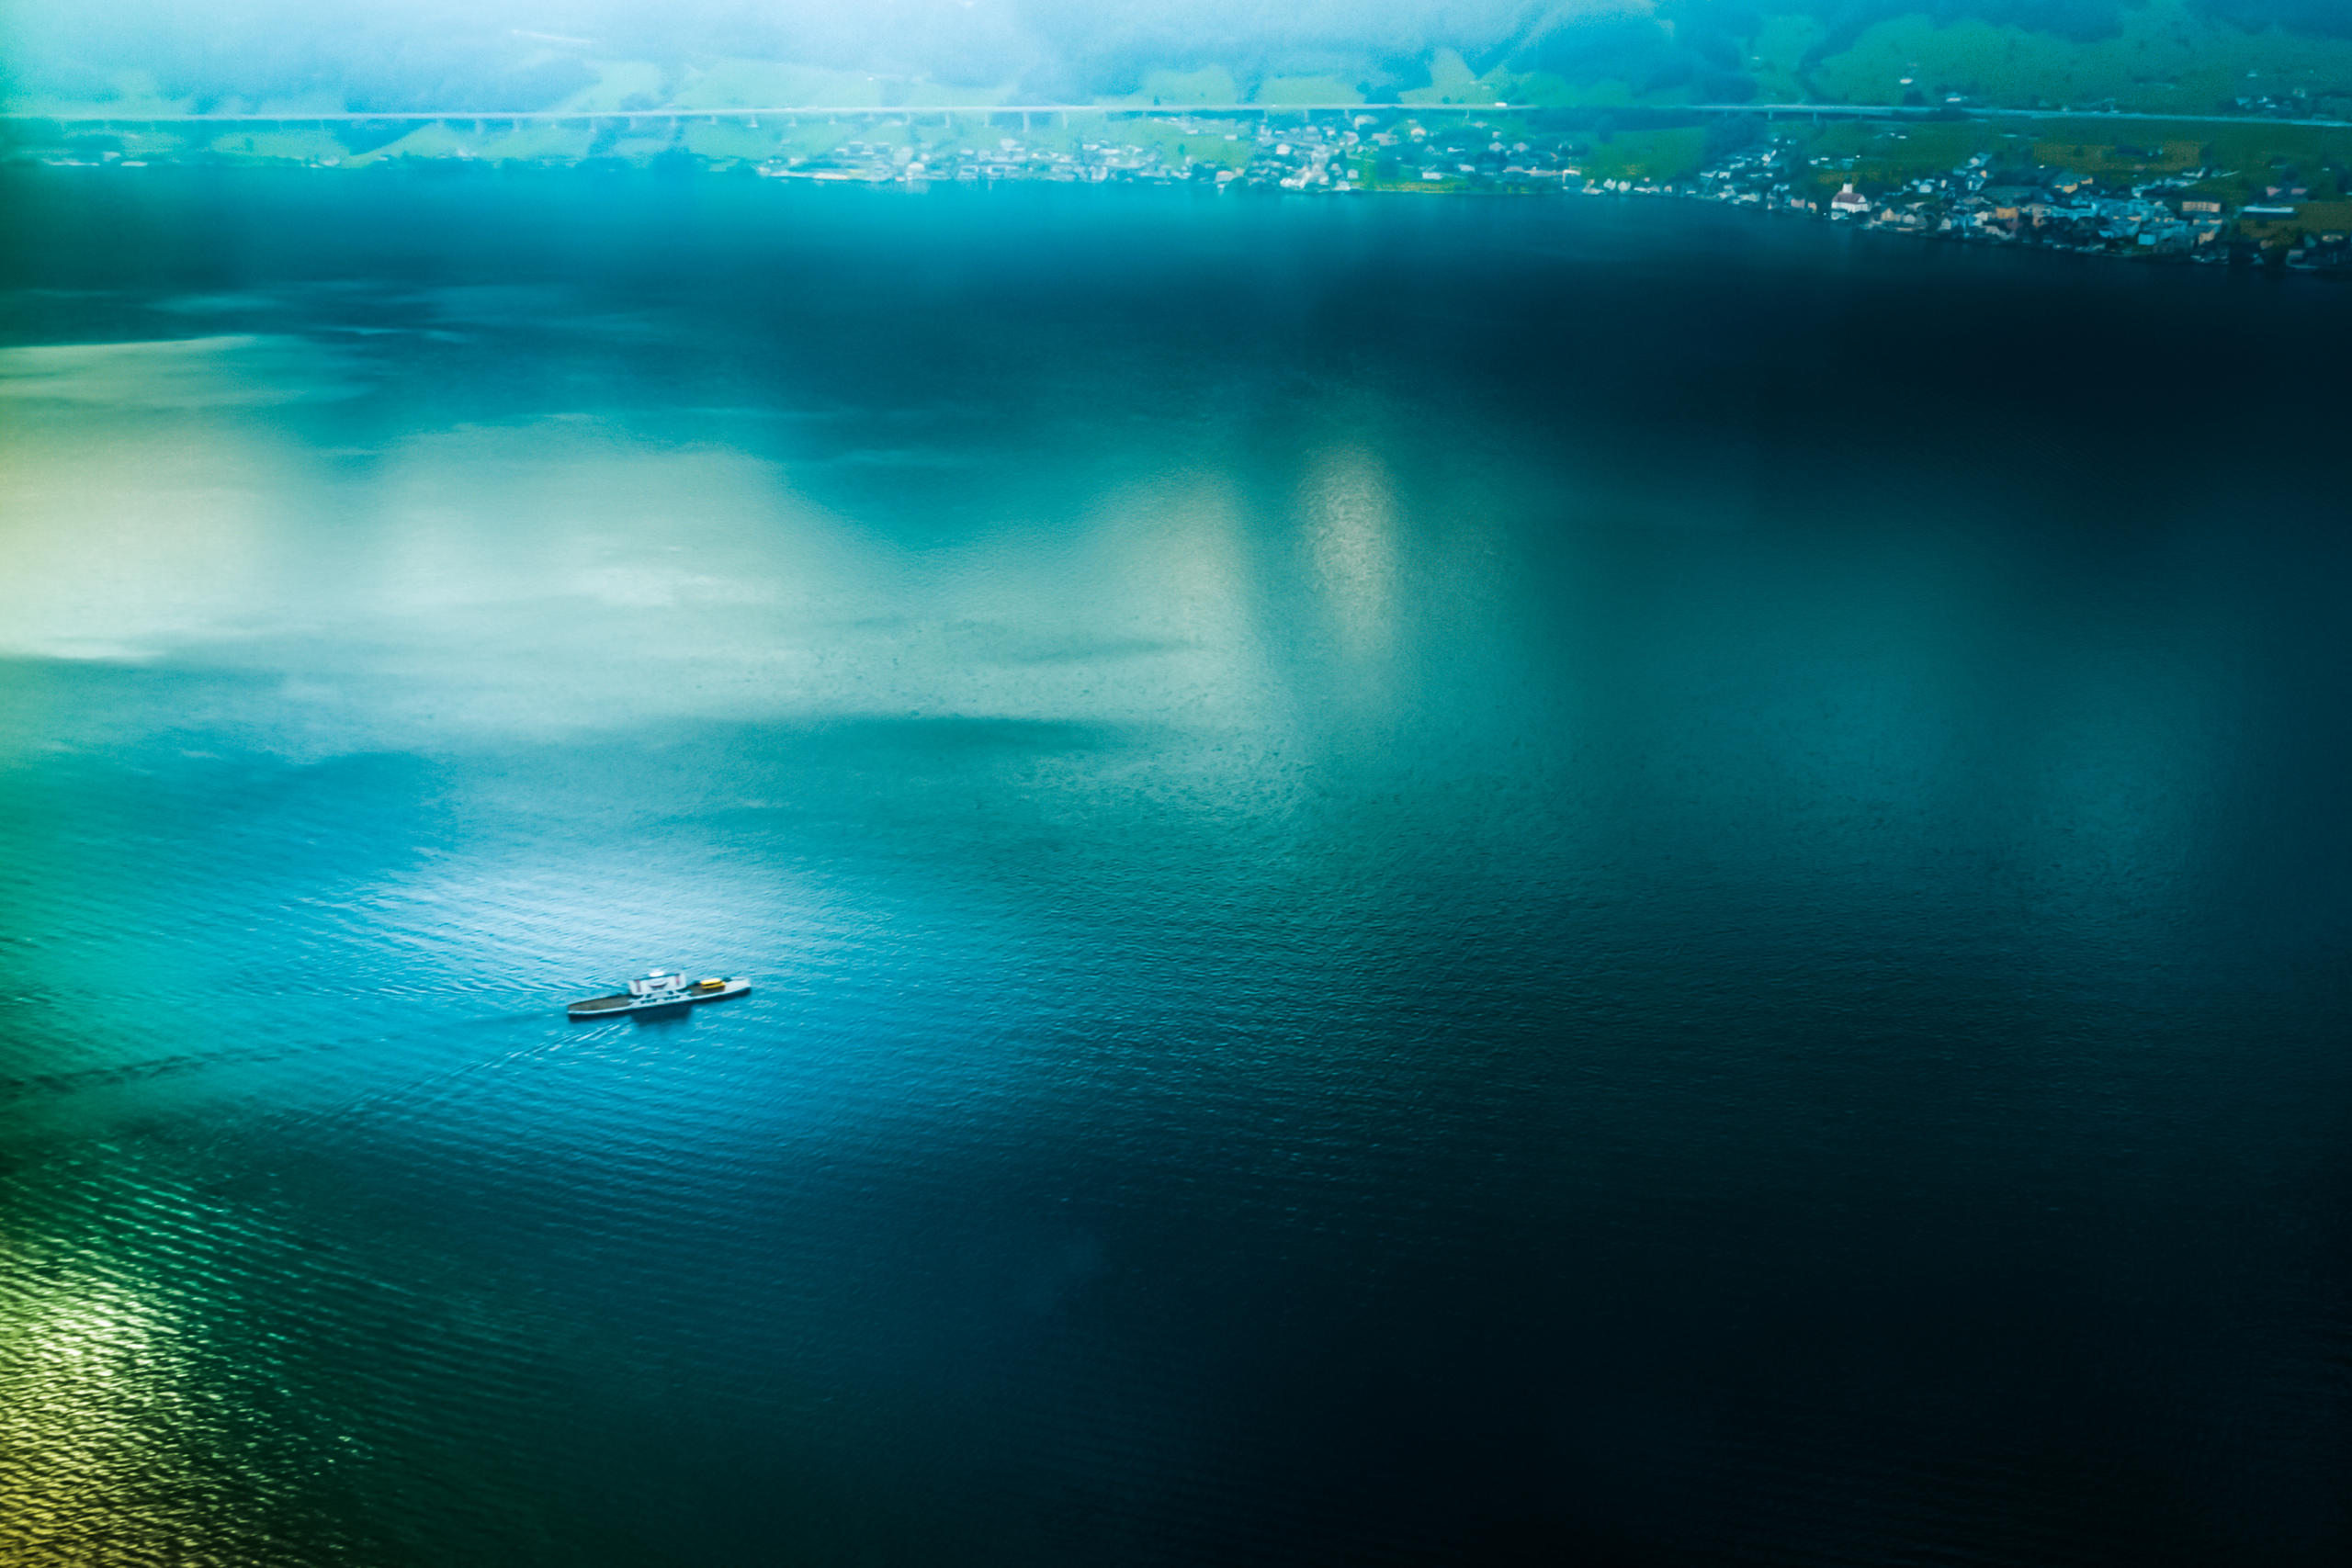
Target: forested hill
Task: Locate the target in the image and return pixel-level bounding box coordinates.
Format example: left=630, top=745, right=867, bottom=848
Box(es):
left=6, top=0, right=2352, bottom=120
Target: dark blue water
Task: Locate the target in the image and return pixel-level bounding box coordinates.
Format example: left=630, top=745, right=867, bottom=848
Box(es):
left=3, top=168, right=2349, bottom=1566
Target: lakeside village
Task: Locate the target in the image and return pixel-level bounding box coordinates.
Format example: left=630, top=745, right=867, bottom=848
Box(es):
left=813, top=108, right=2349, bottom=269
left=17, top=105, right=2351, bottom=272
left=1679, top=130, right=2346, bottom=271
left=853, top=113, right=2347, bottom=269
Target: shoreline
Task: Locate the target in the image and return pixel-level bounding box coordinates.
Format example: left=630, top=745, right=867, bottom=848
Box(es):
left=10, top=147, right=2346, bottom=282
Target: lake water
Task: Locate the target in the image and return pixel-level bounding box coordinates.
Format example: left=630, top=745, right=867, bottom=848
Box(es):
left=3, top=167, right=2349, bottom=1566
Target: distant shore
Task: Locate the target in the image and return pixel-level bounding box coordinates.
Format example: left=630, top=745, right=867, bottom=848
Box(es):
left=9, top=103, right=2348, bottom=276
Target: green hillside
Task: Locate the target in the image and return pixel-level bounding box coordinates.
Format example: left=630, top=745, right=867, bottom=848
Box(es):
left=9, top=2, right=2352, bottom=119
left=1799, top=0, right=2352, bottom=114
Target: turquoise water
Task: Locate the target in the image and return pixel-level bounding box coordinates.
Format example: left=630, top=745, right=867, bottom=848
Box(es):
left=3, top=169, right=2349, bottom=1565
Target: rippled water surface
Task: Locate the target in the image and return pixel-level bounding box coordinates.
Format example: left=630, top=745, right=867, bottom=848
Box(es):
left=4, top=168, right=2350, bottom=1566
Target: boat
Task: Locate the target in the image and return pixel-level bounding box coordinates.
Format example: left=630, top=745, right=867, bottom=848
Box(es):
left=567, top=968, right=750, bottom=1020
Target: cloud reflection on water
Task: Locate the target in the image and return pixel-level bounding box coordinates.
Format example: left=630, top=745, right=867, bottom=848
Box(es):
left=0, top=325, right=1317, bottom=767
left=0, top=333, right=370, bottom=407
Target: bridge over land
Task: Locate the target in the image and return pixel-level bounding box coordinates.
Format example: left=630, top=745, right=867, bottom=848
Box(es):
left=6, top=102, right=2348, bottom=131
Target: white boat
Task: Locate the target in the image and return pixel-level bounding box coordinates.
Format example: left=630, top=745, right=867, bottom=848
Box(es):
left=567, top=968, right=750, bottom=1019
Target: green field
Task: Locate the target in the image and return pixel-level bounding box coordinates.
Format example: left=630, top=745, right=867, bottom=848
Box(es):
left=553, top=61, right=669, bottom=114
left=1112, top=67, right=1242, bottom=108
left=1576, top=127, right=1711, bottom=183
left=1750, top=16, right=1832, bottom=102
left=1804, top=0, right=2352, bottom=114
left=668, top=59, right=884, bottom=112
left=345, top=123, right=481, bottom=164
left=205, top=129, right=349, bottom=164
left=1112, top=118, right=1254, bottom=170
left=2031, top=139, right=2206, bottom=175
left=1256, top=77, right=1363, bottom=107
